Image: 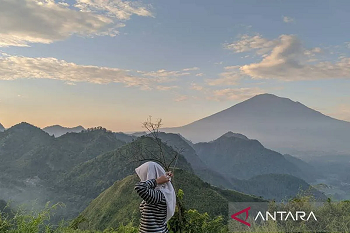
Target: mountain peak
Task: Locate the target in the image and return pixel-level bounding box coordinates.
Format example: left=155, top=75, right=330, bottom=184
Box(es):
left=0, top=123, right=4, bottom=132
left=243, top=93, right=296, bottom=105
left=222, top=93, right=325, bottom=119
left=6, top=122, right=51, bottom=140
left=165, top=93, right=350, bottom=153
left=11, top=122, right=41, bottom=131
left=43, top=125, right=85, bottom=137
left=220, top=131, right=249, bottom=140
left=252, top=93, right=279, bottom=98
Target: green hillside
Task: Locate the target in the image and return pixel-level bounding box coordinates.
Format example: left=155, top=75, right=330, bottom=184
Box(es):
left=76, top=169, right=263, bottom=231
left=58, top=136, right=193, bottom=198
left=0, top=123, right=125, bottom=179
left=0, top=122, right=53, bottom=170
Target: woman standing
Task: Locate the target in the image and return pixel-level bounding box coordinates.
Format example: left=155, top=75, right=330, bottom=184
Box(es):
left=134, top=161, right=176, bottom=233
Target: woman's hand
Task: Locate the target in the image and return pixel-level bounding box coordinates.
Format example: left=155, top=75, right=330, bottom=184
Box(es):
left=156, top=171, right=173, bottom=185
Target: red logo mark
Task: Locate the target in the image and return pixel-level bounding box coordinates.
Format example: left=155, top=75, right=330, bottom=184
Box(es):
left=231, top=207, right=251, bottom=227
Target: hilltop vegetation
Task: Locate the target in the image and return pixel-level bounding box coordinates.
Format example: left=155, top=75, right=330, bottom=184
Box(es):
left=0, top=123, right=125, bottom=179
left=65, top=169, right=262, bottom=231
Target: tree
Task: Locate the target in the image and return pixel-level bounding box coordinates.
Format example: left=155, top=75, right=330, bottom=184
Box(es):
left=127, top=116, right=183, bottom=172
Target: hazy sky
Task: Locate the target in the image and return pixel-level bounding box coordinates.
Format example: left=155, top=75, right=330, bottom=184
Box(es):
left=1, top=0, right=350, bottom=131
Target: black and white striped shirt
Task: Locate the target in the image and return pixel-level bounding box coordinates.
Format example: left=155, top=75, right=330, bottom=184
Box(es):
left=134, top=179, right=169, bottom=233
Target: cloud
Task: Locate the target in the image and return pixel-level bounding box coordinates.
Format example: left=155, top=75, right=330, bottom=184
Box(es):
left=0, top=54, right=175, bottom=89
left=195, top=73, right=204, bottom=77
left=75, top=0, right=153, bottom=20
left=190, top=83, right=204, bottom=91
left=206, top=68, right=241, bottom=86
left=345, top=42, right=350, bottom=49
left=224, top=34, right=278, bottom=55
left=182, top=67, right=199, bottom=71
left=139, top=69, right=190, bottom=79
left=240, top=35, right=350, bottom=81
left=283, top=16, right=294, bottom=23
left=174, top=95, right=189, bottom=102
left=208, top=87, right=264, bottom=101
left=156, top=85, right=178, bottom=91
left=0, top=0, right=153, bottom=47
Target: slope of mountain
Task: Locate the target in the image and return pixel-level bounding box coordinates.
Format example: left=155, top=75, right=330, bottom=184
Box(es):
left=193, top=132, right=301, bottom=180
left=0, top=123, right=127, bottom=223
left=155, top=132, right=241, bottom=190
left=58, top=136, right=193, bottom=198
left=240, top=174, right=327, bottom=201
left=130, top=131, right=147, bottom=137
left=150, top=132, right=323, bottom=201
left=164, top=93, right=350, bottom=155
left=45, top=129, right=125, bottom=174
left=0, top=123, right=125, bottom=179
left=157, top=132, right=207, bottom=170
left=229, top=174, right=327, bottom=201
left=283, top=154, right=320, bottom=182
left=114, top=132, right=137, bottom=143
left=76, top=169, right=263, bottom=231
left=0, top=123, right=5, bottom=132
left=43, top=125, right=85, bottom=137
left=0, top=122, right=53, bottom=169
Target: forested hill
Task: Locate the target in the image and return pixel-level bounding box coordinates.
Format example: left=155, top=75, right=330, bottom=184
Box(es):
left=57, top=136, right=193, bottom=198
left=76, top=169, right=263, bottom=231
left=0, top=123, right=125, bottom=179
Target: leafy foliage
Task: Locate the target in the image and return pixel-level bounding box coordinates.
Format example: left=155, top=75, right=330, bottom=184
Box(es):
left=168, top=189, right=229, bottom=233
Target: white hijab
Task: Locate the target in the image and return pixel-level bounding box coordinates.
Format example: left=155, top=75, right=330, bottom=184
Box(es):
left=135, top=161, right=176, bottom=222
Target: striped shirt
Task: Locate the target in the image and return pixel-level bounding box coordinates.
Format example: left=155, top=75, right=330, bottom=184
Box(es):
left=134, top=179, right=169, bottom=233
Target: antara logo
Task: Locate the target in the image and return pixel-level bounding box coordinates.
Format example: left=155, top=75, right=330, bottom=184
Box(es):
left=231, top=207, right=317, bottom=227
left=231, top=207, right=251, bottom=227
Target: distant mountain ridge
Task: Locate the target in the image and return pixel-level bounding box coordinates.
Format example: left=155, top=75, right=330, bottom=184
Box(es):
left=193, top=131, right=302, bottom=180
left=0, top=123, right=4, bottom=132
left=156, top=132, right=323, bottom=200
left=164, top=93, right=350, bottom=155
left=43, top=125, right=85, bottom=137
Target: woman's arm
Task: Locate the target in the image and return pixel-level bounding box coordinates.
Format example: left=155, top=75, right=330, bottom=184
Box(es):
left=134, top=179, right=164, bottom=204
